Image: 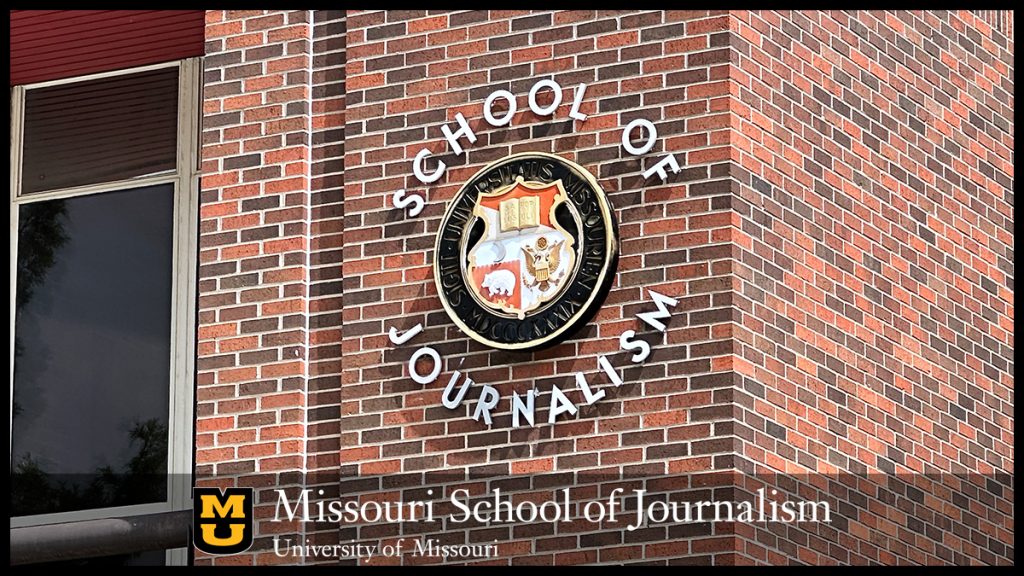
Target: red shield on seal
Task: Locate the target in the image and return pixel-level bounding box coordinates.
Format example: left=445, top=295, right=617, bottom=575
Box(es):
left=467, top=177, right=576, bottom=319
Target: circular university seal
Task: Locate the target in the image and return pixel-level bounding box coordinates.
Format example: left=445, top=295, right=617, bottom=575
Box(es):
left=433, top=152, right=618, bottom=350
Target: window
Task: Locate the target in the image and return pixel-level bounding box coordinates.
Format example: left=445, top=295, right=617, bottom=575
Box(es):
left=9, top=59, right=200, bottom=566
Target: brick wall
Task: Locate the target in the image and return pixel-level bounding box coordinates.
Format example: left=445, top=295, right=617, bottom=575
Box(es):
left=307, top=9, right=347, bottom=562
left=196, top=9, right=341, bottom=565
left=343, top=9, right=741, bottom=565
left=729, top=10, right=1013, bottom=564
left=195, top=9, right=1013, bottom=566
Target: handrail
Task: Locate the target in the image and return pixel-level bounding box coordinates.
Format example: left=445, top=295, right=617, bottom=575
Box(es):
left=9, top=509, right=192, bottom=565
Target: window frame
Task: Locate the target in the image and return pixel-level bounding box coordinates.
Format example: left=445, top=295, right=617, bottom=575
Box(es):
left=8, top=58, right=201, bottom=565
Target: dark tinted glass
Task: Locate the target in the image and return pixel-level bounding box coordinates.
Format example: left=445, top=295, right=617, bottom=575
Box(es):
left=21, top=67, right=178, bottom=194
left=12, top=184, right=175, bottom=516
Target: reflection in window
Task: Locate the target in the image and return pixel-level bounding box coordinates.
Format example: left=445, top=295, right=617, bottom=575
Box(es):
left=11, top=185, right=174, bottom=517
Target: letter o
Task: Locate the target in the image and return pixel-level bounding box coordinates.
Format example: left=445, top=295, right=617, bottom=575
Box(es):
left=583, top=500, right=606, bottom=522
left=528, top=79, right=562, bottom=116
left=484, top=90, right=517, bottom=127
left=621, top=118, right=657, bottom=156
left=409, top=347, right=442, bottom=384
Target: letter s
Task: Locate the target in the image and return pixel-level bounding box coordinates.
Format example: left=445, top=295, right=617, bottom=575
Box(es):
left=450, top=489, right=471, bottom=523
left=620, top=330, right=651, bottom=363
left=393, top=189, right=424, bottom=218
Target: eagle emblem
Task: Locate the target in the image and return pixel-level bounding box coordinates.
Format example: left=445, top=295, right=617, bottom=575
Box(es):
left=522, top=236, right=564, bottom=292
left=467, top=177, right=577, bottom=319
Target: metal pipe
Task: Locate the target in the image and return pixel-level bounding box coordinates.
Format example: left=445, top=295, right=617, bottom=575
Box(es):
left=9, top=510, right=192, bottom=565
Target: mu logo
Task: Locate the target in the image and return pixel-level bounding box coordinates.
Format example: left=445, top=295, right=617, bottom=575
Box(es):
left=192, top=487, right=254, bottom=555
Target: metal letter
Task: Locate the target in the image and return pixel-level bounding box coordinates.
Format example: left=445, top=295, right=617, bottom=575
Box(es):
left=619, top=330, right=651, bottom=363
left=511, top=389, right=536, bottom=428
left=528, top=79, right=563, bottom=116
left=392, top=189, right=424, bottom=218
left=484, top=89, right=517, bottom=127
left=388, top=323, right=423, bottom=346
left=413, top=148, right=446, bottom=184
left=622, top=118, right=657, bottom=156
left=568, top=83, right=588, bottom=122
left=642, top=153, right=681, bottom=181
left=441, top=112, right=478, bottom=156
left=547, top=385, right=578, bottom=424
left=598, top=354, right=625, bottom=384
left=575, top=372, right=606, bottom=405
left=408, top=347, right=442, bottom=385
left=472, top=385, right=501, bottom=426
left=637, top=289, right=679, bottom=332
left=442, top=371, right=474, bottom=410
